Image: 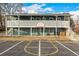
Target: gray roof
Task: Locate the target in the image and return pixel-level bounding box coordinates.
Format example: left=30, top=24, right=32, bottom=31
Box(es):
left=5, top=13, right=71, bottom=16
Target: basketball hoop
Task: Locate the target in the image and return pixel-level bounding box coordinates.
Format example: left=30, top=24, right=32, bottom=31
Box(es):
left=36, top=23, right=44, bottom=27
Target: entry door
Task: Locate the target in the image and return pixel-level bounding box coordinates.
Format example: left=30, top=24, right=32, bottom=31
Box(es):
left=32, top=28, right=43, bottom=36
left=37, top=27, right=43, bottom=36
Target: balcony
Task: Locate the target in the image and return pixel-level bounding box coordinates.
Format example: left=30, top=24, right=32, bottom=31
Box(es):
left=6, top=20, right=70, bottom=28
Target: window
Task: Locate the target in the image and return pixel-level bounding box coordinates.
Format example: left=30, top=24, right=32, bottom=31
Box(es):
left=64, top=16, right=69, bottom=21
left=20, top=16, right=31, bottom=20
left=32, top=16, right=42, bottom=20
left=42, top=16, right=46, bottom=20
left=45, top=28, right=56, bottom=35
left=32, top=16, right=56, bottom=20
left=13, top=28, right=18, bottom=35
left=49, top=16, right=56, bottom=20
left=57, top=16, right=64, bottom=21
left=57, top=28, right=66, bottom=35
left=20, top=28, right=30, bottom=35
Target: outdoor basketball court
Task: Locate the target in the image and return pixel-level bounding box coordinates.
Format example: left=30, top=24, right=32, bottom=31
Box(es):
left=0, top=38, right=79, bottom=56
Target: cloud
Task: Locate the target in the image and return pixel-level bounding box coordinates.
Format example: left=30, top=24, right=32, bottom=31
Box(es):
left=44, top=7, right=53, bottom=12
left=28, top=10, right=38, bottom=14
left=22, top=4, right=54, bottom=14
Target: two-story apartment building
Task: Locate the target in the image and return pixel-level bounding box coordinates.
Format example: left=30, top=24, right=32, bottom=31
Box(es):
left=5, top=13, right=70, bottom=37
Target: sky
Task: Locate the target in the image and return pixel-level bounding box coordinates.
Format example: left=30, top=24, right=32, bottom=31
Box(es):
left=22, top=3, right=79, bottom=13
left=21, top=3, right=79, bottom=21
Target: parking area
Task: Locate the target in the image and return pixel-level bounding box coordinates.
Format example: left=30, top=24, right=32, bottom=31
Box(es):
left=0, top=39, right=79, bottom=56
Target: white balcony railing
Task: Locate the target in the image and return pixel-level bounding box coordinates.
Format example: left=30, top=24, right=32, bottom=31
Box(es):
left=6, top=20, right=70, bottom=28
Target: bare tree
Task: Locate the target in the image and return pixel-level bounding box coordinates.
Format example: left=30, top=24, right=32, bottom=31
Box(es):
left=0, top=3, right=22, bottom=14
left=70, top=18, right=75, bottom=31
left=0, top=4, right=3, bottom=30
left=74, top=20, right=79, bottom=34
left=0, top=3, right=23, bottom=31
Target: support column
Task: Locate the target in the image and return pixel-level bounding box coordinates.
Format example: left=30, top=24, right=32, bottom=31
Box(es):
left=18, top=15, right=20, bottom=36
left=5, top=16, right=7, bottom=36
left=30, top=16, right=32, bottom=36
left=6, top=27, right=7, bottom=36
left=66, top=16, right=70, bottom=37
left=10, top=15, right=13, bottom=36
left=56, top=16, right=58, bottom=36
left=11, top=28, right=13, bottom=36
left=30, top=27, right=32, bottom=36
left=18, top=28, right=20, bottom=36
left=43, top=27, right=45, bottom=36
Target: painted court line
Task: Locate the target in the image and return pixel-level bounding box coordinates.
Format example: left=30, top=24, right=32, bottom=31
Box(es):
left=56, top=41, right=79, bottom=56
left=39, top=40, right=41, bottom=56
left=0, top=41, right=24, bottom=55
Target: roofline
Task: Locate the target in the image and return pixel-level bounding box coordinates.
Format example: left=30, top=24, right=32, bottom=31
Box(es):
left=5, top=13, right=71, bottom=16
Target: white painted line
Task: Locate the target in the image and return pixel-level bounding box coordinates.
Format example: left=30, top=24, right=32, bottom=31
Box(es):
left=39, top=40, right=41, bottom=56
left=56, top=41, right=79, bottom=56
left=0, top=41, right=24, bottom=55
